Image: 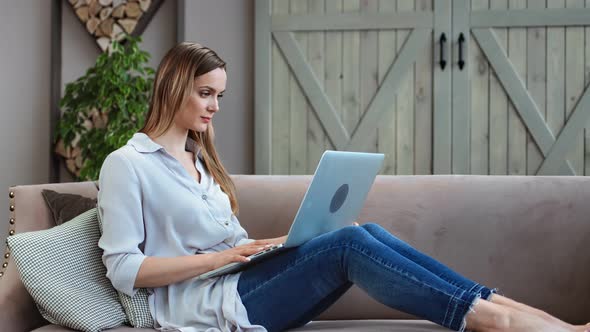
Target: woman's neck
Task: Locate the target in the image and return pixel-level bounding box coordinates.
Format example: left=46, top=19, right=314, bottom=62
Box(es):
left=148, top=125, right=189, bottom=156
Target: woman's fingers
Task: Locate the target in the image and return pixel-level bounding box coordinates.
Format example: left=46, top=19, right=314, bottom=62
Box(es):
left=233, top=255, right=250, bottom=263
left=231, top=245, right=266, bottom=263
left=253, top=239, right=275, bottom=246
left=234, top=242, right=277, bottom=261
left=238, top=245, right=265, bottom=256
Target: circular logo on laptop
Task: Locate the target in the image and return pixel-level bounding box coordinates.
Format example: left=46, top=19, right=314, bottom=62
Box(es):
left=330, top=184, right=349, bottom=213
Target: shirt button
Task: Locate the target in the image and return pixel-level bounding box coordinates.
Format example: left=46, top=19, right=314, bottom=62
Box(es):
left=201, top=194, right=207, bottom=200
left=224, top=221, right=229, bottom=226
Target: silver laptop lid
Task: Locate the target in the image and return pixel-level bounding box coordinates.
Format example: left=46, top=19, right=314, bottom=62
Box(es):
left=283, top=150, right=384, bottom=248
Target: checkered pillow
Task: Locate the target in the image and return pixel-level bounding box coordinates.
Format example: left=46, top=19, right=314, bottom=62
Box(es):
left=7, top=208, right=127, bottom=332
left=117, top=290, right=153, bottom=328
left=96, top=208, right=154, bottom=328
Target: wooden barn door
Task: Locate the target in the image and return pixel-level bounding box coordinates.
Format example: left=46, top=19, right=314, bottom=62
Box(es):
left=255, top=0, right=448, bottom=175
left=256, top=0, right=590, bottom=175
left=448, top=0, right=590, bottom=175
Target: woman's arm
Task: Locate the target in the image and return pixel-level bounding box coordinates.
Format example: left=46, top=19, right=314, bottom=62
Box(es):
left=134, top=242, right=270, bottom=288
left=137, top=222, right=363, bottom=287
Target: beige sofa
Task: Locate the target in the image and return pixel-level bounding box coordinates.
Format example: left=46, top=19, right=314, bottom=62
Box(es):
left=1, top=175, right=589, bottom=331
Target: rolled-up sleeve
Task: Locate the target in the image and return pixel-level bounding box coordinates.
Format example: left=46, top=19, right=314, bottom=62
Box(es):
left=97, top=152, right=146, bottom=297
left=235, top=238, right=255, bottom=246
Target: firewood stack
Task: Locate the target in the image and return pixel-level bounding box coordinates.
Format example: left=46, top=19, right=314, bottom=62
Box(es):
left=70, top=0, right=152, bottom=52
left=55, top=108, right=109, bottom=178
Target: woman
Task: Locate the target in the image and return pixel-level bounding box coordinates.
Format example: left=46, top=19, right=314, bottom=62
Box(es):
left=97, top=42, right=589, bottom=332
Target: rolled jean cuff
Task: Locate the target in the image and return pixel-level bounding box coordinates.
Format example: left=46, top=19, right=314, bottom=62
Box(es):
left=466, top=283, right=487, bottom=296
left=443, top=288, right=482, bottom=332
left=479, top=287, right=499, bottom=301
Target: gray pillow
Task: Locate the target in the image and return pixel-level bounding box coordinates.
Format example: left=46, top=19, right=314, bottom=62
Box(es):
left=41, top=189, right=97, bottom=226
left=96, top=207, right=154, bottom=328
left=7, top=208, right=127, bottom=332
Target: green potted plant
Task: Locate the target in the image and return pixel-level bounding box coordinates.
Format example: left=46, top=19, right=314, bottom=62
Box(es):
left=54, top=35, right=155, bottom=181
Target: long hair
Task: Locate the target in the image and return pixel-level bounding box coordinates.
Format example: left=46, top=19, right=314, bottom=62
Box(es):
left=139, top=42, right=239, bottom=215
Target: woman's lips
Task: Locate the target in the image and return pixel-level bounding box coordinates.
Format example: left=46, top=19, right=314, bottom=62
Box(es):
left=201, top=116, right=211, bottom=123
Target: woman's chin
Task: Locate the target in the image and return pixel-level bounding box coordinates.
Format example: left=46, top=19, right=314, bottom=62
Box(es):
left=192, top=124, right=208, bottom=132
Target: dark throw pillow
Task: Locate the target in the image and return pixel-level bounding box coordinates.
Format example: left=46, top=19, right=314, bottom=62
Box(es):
left=41, top=189, right=97, bottom=226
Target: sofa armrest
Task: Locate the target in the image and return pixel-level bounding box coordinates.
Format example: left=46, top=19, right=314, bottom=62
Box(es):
left=0, top=260, right=47, bottom=331
left=0, top=182, right=98, bottom=331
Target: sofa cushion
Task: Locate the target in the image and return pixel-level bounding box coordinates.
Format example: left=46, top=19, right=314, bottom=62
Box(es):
left=291, top=319, right=448, bottom=331
left=32, top=325, right=152, bottom=331
left=41, top=189, right=97, bottom=226
left=32, top=320, right=448, bottom=331
left=7, top=208, right=128, bottom=332
left=289, top=319, right=450, bottom=332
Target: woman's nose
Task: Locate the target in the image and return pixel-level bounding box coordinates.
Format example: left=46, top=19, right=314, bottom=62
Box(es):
left=209, top=98, right=219, bottom=112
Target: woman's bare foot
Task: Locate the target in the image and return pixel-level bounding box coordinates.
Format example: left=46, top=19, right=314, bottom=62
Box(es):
left=499, top=309, right=574, bottom=332
left=488, top=294, right=588, bottom=331
left=465, top=298, right=574, bottom=332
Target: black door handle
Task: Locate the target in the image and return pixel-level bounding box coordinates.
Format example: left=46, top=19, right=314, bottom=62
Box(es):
left=458, top=33, right=465, bottom=70
left=439, top=33, right=447, bottom=71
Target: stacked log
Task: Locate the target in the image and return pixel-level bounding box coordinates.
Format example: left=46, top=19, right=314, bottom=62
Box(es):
left=71, top=0, right=153, bottom=52
left=55, top=109, right=110, bottom=177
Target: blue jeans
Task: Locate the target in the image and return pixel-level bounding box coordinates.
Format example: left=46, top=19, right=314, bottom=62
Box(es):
left=237, top=223, right=496, bottom=332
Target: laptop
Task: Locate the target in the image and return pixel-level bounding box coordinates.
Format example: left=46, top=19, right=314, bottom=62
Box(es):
left=196, top=150, right=384, bottom=280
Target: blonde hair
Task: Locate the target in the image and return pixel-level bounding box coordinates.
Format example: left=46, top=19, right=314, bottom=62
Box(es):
left=139, top=42, right=239, bottom=215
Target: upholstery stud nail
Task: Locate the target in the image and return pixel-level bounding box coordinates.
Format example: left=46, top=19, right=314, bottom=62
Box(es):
left=2, top=263, right=7, bottom=268
left=8, top=230, right=14, bottom=236
left=9, top=218, right=14, bottom=224
left=9, top=192, right=14, bottom=198
left=0, top=272, right=3, bottom=277
left=9, top=205, right=14, bottom=212
left=4, top=253, right=8, bottom=259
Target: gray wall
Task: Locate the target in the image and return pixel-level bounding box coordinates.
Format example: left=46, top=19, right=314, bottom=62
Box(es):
left=0, top=1, right=52, bottom=242
left=179, top=0, right=254, bottom=175
left=0, top=0, right=254, bottom=241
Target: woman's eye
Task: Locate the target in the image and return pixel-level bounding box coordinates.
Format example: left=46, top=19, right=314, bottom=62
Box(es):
left=218, top=94, right=224, bottom=99
left=199, top=91, right=210, bottom=97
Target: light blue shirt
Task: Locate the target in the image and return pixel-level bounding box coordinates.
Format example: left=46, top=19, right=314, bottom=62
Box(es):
left=97, top=132, right=266, bottom=332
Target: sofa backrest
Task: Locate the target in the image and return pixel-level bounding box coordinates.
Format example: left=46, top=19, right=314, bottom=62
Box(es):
left=231, top=175, right=590, bottom=324
left=1, top=175, right=589, bottom=331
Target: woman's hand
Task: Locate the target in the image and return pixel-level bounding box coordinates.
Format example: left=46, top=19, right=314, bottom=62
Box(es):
left=209, top=243, right=272, bottom=270
left=251, top=235, right=288, bottom=246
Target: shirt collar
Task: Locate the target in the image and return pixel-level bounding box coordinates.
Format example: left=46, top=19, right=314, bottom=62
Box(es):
left=128, top=132, right=202, bottom=156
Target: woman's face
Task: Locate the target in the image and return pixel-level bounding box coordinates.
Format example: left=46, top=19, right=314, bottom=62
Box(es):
left=175, top=67, right=227, bottom=133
